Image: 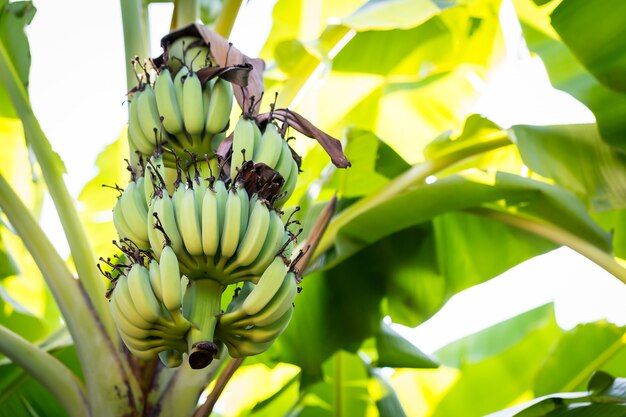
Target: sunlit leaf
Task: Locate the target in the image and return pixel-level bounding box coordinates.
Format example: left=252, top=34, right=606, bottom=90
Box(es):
left=0, top=1, right=35, bottom=118
left=511, top=124, right=626, bottom=211
left=534, top=323, right=626, bottom=395
left=551, top=0, right=626, bottom=94
left=513, top=0, right=626, bottom=152
left=342, top=0, right=456, bottom=31
left=375, top=320, right=438, bottom=368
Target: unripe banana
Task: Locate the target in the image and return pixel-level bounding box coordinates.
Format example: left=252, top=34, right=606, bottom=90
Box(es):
left=136, top=85, right=162, bottom=147
left=204, top=78, right=233, bottom=135
left=159, top=245, right=183, bottom=312
left=241, top=257, right=288, bottom=316
left=149, top=192, right=184, bottom=254
left=230, top=117, right=257, bottom=180
left=236, top=185, right=250, bottom=243
left=168, top=36, right=210, bottom=72
left=274, top=139, right=294, bottom=185
left=120, top=182, right=150, bottom=246
left=112, top=277, right=154, bottom=330
left=113, top=197, right=144, bottom=245
left=201, top=186, right=220, bottom=257
left=177, top=188, right=204, bottom=256
left=224, top=338, right=274, bottom=358
left=128, top=92, right=155, bottom=155
left=174, top=66, right=190, bottom=120
left=247, top=272, right=298, bottom=327
left=158, top=349, right=183, bottom=368
left=225, top=199, right=270, bottom=272
left=229, top=307, right=293, bottom=344
left=254, top=123, right=283, bottom=167
left=127, top=264, right=162, bottom=323
left=275, top=159, right=299, bottom=208
left=238, top=210, right=287, bottom=277
left=225, top=272, right=297, bottom=328
left=219, top=187, right=243, bottom=260
left=149, top=259, right=163, bottom=302
left=154, top=68, right=184, bottom=135
left=109, top=295, right=152, bottom=339
left=182, top=72, right=205, bottom=135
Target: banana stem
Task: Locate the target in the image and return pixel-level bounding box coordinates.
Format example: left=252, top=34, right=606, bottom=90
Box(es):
left=186, top=279, right=225, bottom=369
left=468, top=207, right=626, bottom=285
left=173, top=0, right=201, bottom=29
left=213, top=0, right=243, bottom=38
left=120, top=0, right=151, bottom=93
left=315, top=132, right=512, bottom=259
left=0, top=325, right=89, bottom=417
left=0, top=175, right=141, bottom=417
left=0, top=40, right=117, bottom=341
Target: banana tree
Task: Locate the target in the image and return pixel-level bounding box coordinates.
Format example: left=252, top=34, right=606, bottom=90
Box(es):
left=1, top=0, right=626, bottom=416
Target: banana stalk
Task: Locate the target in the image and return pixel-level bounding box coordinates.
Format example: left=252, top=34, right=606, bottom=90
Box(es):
left=183, top=278, right=225, bottom=369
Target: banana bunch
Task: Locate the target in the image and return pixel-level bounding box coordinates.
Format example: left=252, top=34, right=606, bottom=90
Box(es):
left=216, top=257, right=298, bottom=358
left=128, top=66, right=233, bottom=164
left=230, top=117, right=300, bottom=207
left=108, top=251, right=191, bottom=368
left=166, top=36, right=212, bottom=74
left=112, top=176, right=150, bottom=250
left=146, top=171, right=289, bottom=285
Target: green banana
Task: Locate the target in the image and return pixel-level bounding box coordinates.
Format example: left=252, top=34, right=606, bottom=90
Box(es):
left=236, top=184, right=250, bottom=243
left=136, top=85, right=162, bottom=147
left=149, top=259, right=163, bottom=302
left=112, top=277, right=154, bottom=329
left=127, top=264, right=162, bottom=323
left=119, top=182, right=150, bottom=246
left=254, top=123, right=283, bottom=167
left=231, top=272, right=297, bottom=328
left=219, top=187, right=243, bottom=260
left=225, top=198, right=270, bottom=272
left=229, top=307, right=293, bottom=344
left=276, top=159, right=299, bottom=207
left=182, top=72, right=205, bottom=135
left=235, top=210, right=286, bottom=278
left=241, top=256, right=287, bottom=316
left=274, top=139, right=294, bottom=185
left=201, top=186, right=220, bottom=257
left=128, top=92, right=155, bottom=155
left=149, top=191, right=184, bottom=254
left=177, top=187, right=204, bottom=256
left=154, top=68, right=184, bottom=135
left=204, top=78, right=233, bottom=135
left=230, top=117, right=257, bottom=180
left=113, top=197, right=145, bottom=245
left=158, top=349, right=184, bottom=368
left=223, top=337, right=274, bottom=358
left=174, top=65, right=189, bottom=104
left=159, top=245, right=183, bottom=313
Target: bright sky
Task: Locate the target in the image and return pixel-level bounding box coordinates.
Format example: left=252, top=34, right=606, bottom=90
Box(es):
left=24, top=0, right=626, bottom=353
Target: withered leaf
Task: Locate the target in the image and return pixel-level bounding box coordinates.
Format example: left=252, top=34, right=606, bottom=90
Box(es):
left=257, top=109, right=351, bottom=169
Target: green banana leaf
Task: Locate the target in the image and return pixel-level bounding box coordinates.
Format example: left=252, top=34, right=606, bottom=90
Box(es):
left=511, top=124, right=626, bottom=212
left=550, top=0, right=626, bottom=94
left=0, top=0, right=34, bottom=118
left=0, top=329, right=80, bottom=417
left=513, top=0, right=626, bottom=152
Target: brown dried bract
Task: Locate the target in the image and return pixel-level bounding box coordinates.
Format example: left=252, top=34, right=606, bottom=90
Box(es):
left=257, top=109, right=351, bottom=169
